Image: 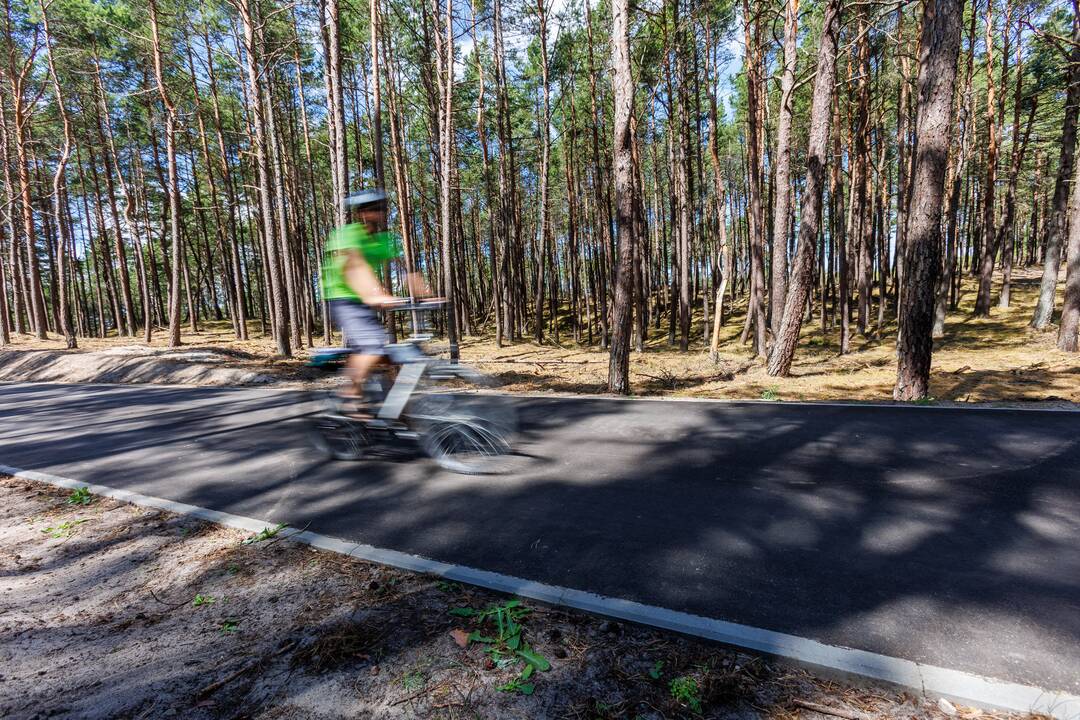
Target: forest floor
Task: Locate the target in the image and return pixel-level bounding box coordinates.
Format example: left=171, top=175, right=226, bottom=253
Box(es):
left=0, top=473, right=1044, bottom=720
left=2, top=268, right=1077, bottom=407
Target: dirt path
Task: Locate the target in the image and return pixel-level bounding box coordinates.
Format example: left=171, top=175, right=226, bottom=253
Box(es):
left=0, top=475, right=1033, bottom=719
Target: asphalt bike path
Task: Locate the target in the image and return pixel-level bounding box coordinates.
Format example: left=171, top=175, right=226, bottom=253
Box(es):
left=2, top=382, right=1077, bottom=699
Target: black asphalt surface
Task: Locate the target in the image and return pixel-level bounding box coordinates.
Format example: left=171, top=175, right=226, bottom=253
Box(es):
left=2, top=382, right=1078, bottom=693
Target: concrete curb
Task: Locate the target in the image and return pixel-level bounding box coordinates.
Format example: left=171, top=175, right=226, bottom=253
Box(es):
left=3, top=463, right=1077, bottom=719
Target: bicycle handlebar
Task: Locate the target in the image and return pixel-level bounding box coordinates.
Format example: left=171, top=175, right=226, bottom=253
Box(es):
left=379, top=297, right=447, bottom=313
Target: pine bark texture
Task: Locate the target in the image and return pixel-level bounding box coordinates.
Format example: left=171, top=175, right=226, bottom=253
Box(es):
left=608, top=0, right=637, bottom=393
left=895, top=0, right=965, bottom=401
left=767, top=0, right=839, bottom=377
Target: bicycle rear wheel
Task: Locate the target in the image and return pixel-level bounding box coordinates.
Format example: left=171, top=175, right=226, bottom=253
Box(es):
left=307, top=392, right=373, bottom=461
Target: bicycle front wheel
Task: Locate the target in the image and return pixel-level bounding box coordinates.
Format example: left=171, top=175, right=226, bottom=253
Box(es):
left=404, top=368, right=517, bottom=475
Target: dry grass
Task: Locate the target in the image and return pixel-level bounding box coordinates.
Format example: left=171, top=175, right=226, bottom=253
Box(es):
left=4, top=267, right=1077, bottom=405
left=463, top=267, right=1079, bottom=406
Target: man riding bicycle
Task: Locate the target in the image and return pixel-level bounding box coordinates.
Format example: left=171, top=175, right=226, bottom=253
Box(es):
left=322, top=189, right=429, bottom=415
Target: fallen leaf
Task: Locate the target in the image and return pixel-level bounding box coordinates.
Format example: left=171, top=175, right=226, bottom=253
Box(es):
left=450, top=628, right=470, bottom=648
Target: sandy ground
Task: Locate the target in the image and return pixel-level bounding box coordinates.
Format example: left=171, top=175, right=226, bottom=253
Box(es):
left=1, top=269, right=1076, bottom=407
left=0, top=474, right=1041, bottom=720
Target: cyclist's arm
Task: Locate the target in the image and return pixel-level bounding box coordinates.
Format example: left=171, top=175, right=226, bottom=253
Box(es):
left=343, top=250, right=396, bottom=307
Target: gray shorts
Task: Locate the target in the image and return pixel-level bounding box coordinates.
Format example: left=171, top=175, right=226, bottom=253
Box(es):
left=329, top=299, right=388, bottom=356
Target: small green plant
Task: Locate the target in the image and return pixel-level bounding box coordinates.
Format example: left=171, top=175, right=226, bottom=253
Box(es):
left=401, top=670, right=425, bottom=691
left=241, top=523, right=287, bottom=545
left=193, top=594, right=215, bottom=607
left=670, top=676, right=703, bottom=713
left=42, top=519, right=87, bottom=538
left=436, top=580, right=463, bottom=593
left=450, top=599, right=551, bottom=694
left=760, top=386, right=780, bottom=401
left=221, top=619, right=239, bottom=634
left=648, top=660, right=664, bottom=680
left=226, top=563, right=242, bottom=575
left=497, top=676, right=535, bottom=695
left=911, top=395, right=937, bottom=406
left=67, top=487, right=93, bottom=506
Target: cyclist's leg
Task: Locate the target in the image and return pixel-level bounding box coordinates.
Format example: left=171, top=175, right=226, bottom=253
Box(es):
left=329, top=299, right=390, bottom=402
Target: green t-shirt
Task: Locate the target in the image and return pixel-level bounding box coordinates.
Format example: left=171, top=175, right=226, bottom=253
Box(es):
left=322, top=224, right=402, bottom=301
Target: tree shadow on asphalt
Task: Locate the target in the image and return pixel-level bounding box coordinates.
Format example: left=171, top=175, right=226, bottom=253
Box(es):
left=3, top=384, right=1079, bottom=698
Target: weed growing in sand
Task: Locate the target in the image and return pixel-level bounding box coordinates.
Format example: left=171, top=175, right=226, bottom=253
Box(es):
left=42, top=519, right=88, bottom=538
left=669, top=676, right=702, bottom=713
left=193, top=594, right=215, bottom=607
left=911, top=396, right=937, bottom=406
left=242, top=523, right=287, bottom=545
left=67, top=487, right=93, bottom=505
left=760, top=386, right=780, bottom=401
left=221, top=619, right=239, bottom=634
left=401, top=670, right=426, bottom=690
left=450, top=599, right=550, bottom=695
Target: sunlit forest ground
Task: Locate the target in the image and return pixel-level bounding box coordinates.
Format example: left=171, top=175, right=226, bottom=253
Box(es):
left=5, top=267, right=1078, bottom=405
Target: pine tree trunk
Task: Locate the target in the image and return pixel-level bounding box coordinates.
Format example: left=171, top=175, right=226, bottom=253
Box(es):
left=608, top=0, right=637, bottom=393
left=769, top=0, right=799, bottom=338
left=237, top=0, right=291, bottom=356
left=436, top=0, right=459, bottom=359
left=743, top=0, right=767, bottom=357
left=1032, top=7, right=1079, bottom=330
left=148, top=0, right=184, bottom=348
left=767, top=0, right=839, bottom=376
left=41, top=1, right=74, bottom=347
left=974, top=0, right=1002, bottom=315
left=895, top=0, right=964, bottom=401
left=533, top=0, right=551, bottom=343
left=1059, top=151, right=1080, bottom=350
left=91, top=56, right=137, bottom=336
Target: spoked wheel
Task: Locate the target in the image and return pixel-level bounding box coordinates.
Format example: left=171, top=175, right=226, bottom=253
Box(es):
left=406, top=383, right=517, bottom=475
left=307, top=392, right=373, bottom=461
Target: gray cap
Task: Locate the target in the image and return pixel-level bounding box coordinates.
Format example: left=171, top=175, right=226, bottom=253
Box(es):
left=344, top=189, right=388, bottom=210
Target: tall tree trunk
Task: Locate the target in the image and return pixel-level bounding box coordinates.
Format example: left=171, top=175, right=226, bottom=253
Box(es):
left=148, top=0, right=183, bottom=347
left=91, top=55, right=137, bottom=336
left=608, top=0, right=638, bottom=393
left=585, top=0, right=612, bottom=348
left=998, top=90, right=1036, bottom=310
left=770, top=0, right=799, bottom=337
left=974, top=0, right=1002, bottom=315
left=41, top=0, right=74, bottom=347
left=204, top=26, right=248, bottom=340
left=2, top=0, right=47, bottom=339
left=436, top=0, right=459, bottom=359
left=1032, top=5, right=1079, bottom=330
left=1059, top=147, right=1080, bottom=350
left=236, top=0, right=291, bottom=356
left=767, top=0, right=840, bottom=376
left=743, top=0, right=767, bottom=357
left=321, top=0, right=349, bottom=226
left=533, top=0, right=551, bottom=342
left=895, top=0, right=965, bottom=400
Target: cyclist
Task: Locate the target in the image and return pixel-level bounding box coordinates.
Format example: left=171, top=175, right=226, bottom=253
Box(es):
left=322, top=189, right=427, bottom=415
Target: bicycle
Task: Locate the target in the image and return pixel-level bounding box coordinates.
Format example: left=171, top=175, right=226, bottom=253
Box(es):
left=306, top=299, right=517, bottom=475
